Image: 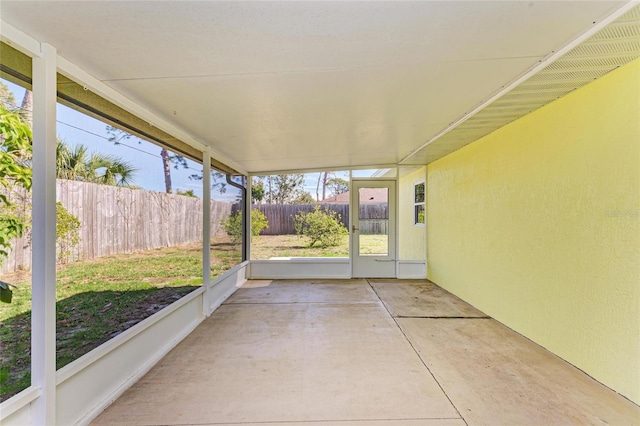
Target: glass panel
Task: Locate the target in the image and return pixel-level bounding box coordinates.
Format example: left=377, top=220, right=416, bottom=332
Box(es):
left=250, top=171, right=349, bottom=259
left=414, top=182, right=425, bottom=203
left=212, top=173, right=243, bottom=273
left=352, top=168, right=397, bottom=178
left=415, top=204, right=425, bottom=224
left=54, top=104, right=206, bottom=370
left=358, top=187, right=389, bottom=256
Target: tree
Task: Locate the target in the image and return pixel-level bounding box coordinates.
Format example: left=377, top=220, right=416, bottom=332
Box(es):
left=293, top=206, right=347, bottom=248
left=176, top=189, right=197, bottom=197
left=160, top=148, right=172, bottom=193
left=0, top=100, right=32, bottom=302
left=262, top=174, right=309, bottom=204
left=56, top=141, right=137, bottom=187
left=292, top=192, right=316, bottom=204
left=326, top=177, right=349, bottom=196
left=106, top=125, right=184, bottom=193
left=89, top=154, right=137, bottom=187
left=221, top=209, right=268, bottom=244
left=19, top=89, right=32, bottom=124
left=316, top=172, right=325, bottom=201
left=251, top=179, right=265, bottom=204
left=0, top=103, right=32, bottom=262
left=56, top=142, right=92, bottom=181
left=56, top=201, right=81, bottom=264
left=0, top=82, right=16, bottom=110
left=315, top=172, right=348, bottom=201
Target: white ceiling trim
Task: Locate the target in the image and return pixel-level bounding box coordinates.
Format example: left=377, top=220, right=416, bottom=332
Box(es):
left=400, top=1, right=640, bottom=166
left=249, top=163, right=400, bottom=177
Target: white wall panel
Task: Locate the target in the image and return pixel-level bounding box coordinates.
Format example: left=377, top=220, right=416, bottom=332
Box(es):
left=249, top=259, right=350, bottom=279
left=397, top=261, right=426, bottom=279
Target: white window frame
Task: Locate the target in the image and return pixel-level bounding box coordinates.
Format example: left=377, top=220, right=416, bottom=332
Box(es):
left=413, top=181, right=425, bottom=226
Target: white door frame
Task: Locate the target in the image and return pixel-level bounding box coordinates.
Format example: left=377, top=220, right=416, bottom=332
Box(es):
left=350, top=179, right=396, bottom=278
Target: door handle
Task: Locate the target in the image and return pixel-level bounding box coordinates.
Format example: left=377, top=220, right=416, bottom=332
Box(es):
left=351, top=225, right=359, bottom=233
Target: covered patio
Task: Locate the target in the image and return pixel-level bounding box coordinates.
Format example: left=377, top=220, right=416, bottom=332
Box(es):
left=92, top=279, right=639, bottom=425
left=1, top=2, right=638, bottom=425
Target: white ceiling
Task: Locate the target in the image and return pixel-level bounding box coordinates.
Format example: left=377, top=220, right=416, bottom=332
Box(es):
left=0, top=1, right=631, bottom=173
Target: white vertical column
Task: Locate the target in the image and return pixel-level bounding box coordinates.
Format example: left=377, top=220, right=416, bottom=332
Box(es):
left=348, top=170, right=353, bottom=276
left=245, top=175, right=251, bottom=262
left=423, top=166, right=428, bottom=277
left=395, top=167, right=400, bottom=275
left=202, top=148, right=211, bottom=315
left=31, top=43, right=57, bottom=425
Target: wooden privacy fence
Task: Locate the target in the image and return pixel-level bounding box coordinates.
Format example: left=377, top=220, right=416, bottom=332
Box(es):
left=0, top=179, right=234, bottom=274
left=252, top=203, right=388, bottom=235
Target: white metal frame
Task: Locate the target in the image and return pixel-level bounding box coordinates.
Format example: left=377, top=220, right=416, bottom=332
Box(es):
left=247, top=168, right=403, bottom=280
left=413, top=180, right=426, bottom=227
left=350, top=178, right=397, bottom=278
left=31, top=42, right=58, bottom=425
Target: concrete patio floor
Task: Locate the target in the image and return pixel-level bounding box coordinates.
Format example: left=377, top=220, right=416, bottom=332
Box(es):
left=92, top=279, right=639, bottom=426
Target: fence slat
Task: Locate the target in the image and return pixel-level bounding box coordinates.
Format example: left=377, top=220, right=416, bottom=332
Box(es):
left=252, top=203, right=387, bottom=235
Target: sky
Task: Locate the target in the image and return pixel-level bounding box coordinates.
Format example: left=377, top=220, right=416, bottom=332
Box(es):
left=2, top=78, right=381, bottom=202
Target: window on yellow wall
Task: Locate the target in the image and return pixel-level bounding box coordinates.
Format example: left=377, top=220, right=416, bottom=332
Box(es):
left=414, top=182, right=425, bottom=225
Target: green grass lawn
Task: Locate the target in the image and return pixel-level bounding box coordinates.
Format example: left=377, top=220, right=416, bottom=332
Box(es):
left=251, top=235, right=349, bottom=258
left=250, top=234, right=388, bottom=259
left=357, top=234, right=389, bottom=255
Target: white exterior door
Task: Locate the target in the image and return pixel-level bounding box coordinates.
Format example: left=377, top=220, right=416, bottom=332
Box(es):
left=350, top=180, right=396, bottom=278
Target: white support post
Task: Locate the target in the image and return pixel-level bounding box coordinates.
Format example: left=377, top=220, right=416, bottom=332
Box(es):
left=31, top=43, right=57, bottom=425
left=245, top=176, right=252, bottom=262
left=202, top=149, right=211, bottom=315
left=423, top=166, right=428, bottom=277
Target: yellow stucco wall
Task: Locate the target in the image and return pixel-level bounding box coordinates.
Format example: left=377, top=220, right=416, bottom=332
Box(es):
left=398, top=167, right=426, bottom=261
left=427, top=58, right=640, bottom=403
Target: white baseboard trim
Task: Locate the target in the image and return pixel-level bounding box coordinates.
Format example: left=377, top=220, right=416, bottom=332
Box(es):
left=397, top=260, right=427, bottom=279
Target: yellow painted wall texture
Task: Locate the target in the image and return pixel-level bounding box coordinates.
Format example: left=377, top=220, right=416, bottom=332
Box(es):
left=426, top=58, right=640, bottom=403
left=399, top=167, right=426, bottom=261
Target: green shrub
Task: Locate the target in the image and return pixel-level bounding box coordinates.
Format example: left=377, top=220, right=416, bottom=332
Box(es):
left=221, top=212, right=242, bottom=243
left=251, top=209, right=269, bottom=237
left=56, top=202, right=81, bottom=264
left=293, top=206, right=347, bottom=248
left=221, top=209, right=269, bottom=244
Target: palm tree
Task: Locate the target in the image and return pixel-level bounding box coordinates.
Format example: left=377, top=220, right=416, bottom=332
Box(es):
left=56, top=142, right=92, bottom=181
left=107, top=125, right=171, bottom=193
left=56, top=141, right=137, bottom=187
left=89, top=154, right=137, bottom=187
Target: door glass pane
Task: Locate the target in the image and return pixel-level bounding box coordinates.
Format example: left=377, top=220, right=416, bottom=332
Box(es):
left=358, top=187, right=388, bottom=255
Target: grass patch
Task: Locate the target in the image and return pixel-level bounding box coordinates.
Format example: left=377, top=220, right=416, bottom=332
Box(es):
left=0, top=237, right=241, bottom=402
left=358, top=234, right=389, bottom=255
left=251, top=234, right=389, bottom=259
left=251, top=235, right=349, bottom=259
